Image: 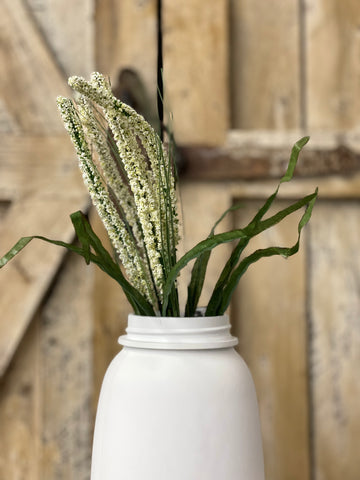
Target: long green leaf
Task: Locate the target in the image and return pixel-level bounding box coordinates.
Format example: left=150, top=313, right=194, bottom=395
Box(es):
left=70, top=211, right=155, bottom=316
left=0, top=212, right=155, bottom=316
left=162, top=189, right=317, bottom=315
left=184, top=250, right=211, bottom=317
left=70, top=210, right=91, bottom=264
left=204, top=136, right=311, bottom=315
left=205, top=238, right=249, bottom=315
left=184, top=202, right=244, bottom=317
left=216, top=189, right=318, bottom=314
left=0, top=235, right=86, bottom=269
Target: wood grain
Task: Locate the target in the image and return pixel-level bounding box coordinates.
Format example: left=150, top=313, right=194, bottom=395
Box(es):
left=233, top=201, right=310, bottom=480
left=309, top=201, right=360, bottom=480
left=0, top=0, right=69, bottom=133
left=95, top=0, right=158, bottom=104
left=27, top=0, right=94, bottom=77
left=40, top=252, right=93, bottom=480
left=0, top=134, right=81, bottom=200
left=0, top=316, right=41, bottom=480
left=306, top=0, right=360, bottom=129
left=230, top=0, right=301, bottom=129
left=0, top=140, right=89, bottom=378
left=179, top=130, right=360, bottom=180
left=162, top=0, right=229, bottom=145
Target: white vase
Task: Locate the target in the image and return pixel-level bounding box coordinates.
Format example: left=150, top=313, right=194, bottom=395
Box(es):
left=91, top=314, right=265, bottom=480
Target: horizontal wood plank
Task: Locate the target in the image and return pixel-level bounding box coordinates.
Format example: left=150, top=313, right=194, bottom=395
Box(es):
left=179, top=130, right=360, bottom=180
left=0, top=135, right=81, bottom=200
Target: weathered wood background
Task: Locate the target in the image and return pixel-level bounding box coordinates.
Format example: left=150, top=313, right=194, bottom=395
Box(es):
left=0, top=1, right=359, bottom=479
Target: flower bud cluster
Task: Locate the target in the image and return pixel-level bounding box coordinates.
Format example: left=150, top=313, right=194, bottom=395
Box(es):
left=57, top=73, right=180, bottom=310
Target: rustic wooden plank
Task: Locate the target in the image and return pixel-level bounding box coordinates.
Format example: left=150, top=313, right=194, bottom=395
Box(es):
left=0, top=176, right=89, bottom=378
left=27, top=0, right=94, bottom=77
left=232, top=202, right=310, bottom=480
left=179, top=130, right=360, bottom=180
left=0, top=0, right=68, bottom=134
left=230, top=0, right=301, bottom=129
left=40, top=252, right=93, bottom=480
left=309, top=201, right=360, bottom=480
left=95, top=0, right=158, bottom=105
left=0, top=134, right=80, bottom=200
left=306, top=0, right=360, bottom=129
left=162, top=0, right=229, bottom=145
left=0, top=315, right=41, bottom=480
left=227, top=172, right=360, bottom=202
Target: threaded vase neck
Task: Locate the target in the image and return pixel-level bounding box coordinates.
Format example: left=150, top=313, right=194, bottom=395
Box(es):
left=118, top=314, right=238, bottom=350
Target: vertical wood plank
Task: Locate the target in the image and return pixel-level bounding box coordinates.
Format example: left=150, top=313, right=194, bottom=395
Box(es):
left=309, top=201, right=360, bottom=480
left=230, top=0, right=301, bottom=129
left=40, top=252, right=93, bottom=480
left=233, top=202, right=310, bottom=480
left=26, top=0, right=94, bottom=77
left=95, top=0, right=158, bottom=103
left=162, top=0, right=229, bottom=145
left=0, top=317, right=41, bottom=480
left=306, top=0, right=360, bottom=129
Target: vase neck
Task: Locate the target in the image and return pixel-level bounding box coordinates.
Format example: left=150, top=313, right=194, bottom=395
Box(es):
left=118, top=314, right=238, bottom=350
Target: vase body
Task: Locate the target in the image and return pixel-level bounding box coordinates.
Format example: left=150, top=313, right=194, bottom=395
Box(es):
left=91, top=314, right=265, bottom=480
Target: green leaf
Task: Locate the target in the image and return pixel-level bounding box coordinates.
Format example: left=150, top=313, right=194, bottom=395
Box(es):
left=205, top=238, right=249, bottom=316
left=216, top=188, right=318, bottom=314
left=70, top=211, right=155, bottom=316
left=0, top=211, right=155, bottom=316
left=184, top=250, right=211, bottom=317
left=162, top=189, right=318, bottom=315
left=184, top=202, right=243, bottom=317
left=70, top=211, right=91, bottom=264
left=205, top=136, right=311, bottom=315
left=280, top=136, right=309, bottom=184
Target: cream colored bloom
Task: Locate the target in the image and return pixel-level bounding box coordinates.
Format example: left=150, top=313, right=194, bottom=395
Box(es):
left=57, top=96, right=157, bottom=304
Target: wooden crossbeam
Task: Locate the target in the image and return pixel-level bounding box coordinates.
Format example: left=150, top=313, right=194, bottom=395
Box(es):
left=179, top=130, right=360, bottom=180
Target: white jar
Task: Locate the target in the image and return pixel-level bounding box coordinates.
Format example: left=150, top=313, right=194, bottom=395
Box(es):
left=91, top=314, right=265, bottom=480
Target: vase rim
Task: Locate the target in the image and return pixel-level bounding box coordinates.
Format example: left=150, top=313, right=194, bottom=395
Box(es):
left=118, top=313, right=238, bottom=350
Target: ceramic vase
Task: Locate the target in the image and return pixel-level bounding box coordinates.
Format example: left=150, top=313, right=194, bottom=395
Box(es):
left=91, top=314, right=265, bottom=479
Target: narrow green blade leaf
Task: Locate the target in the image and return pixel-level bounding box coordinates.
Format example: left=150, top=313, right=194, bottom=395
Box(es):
left=0, top=237, right=34, bottom=268
left=184, top=202, right=243, bottom=317
left=185, top=250, right=211, bottom=317
left=70, top=211, right=91, bottom=264
left=0, top=213, right=155, bottom=316
left=205, top=238, right=249, bottom=316
left=162, top=189, right=317, bottom=315
left=71, top=211, right=155, bottom=316
left=280, top=136, right=309, bottom=184
left=217, top=187, right=318, bottom=314
left=0, top=235, right=86, bottom=269
left=206, top=137, right=311, bottom=315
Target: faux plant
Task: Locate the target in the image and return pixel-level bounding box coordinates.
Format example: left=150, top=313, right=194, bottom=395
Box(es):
left=0, top=73, right=318, bottom=317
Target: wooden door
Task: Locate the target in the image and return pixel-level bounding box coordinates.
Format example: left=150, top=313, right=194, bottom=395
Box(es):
left=0, top=1, right=359, bottom=479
